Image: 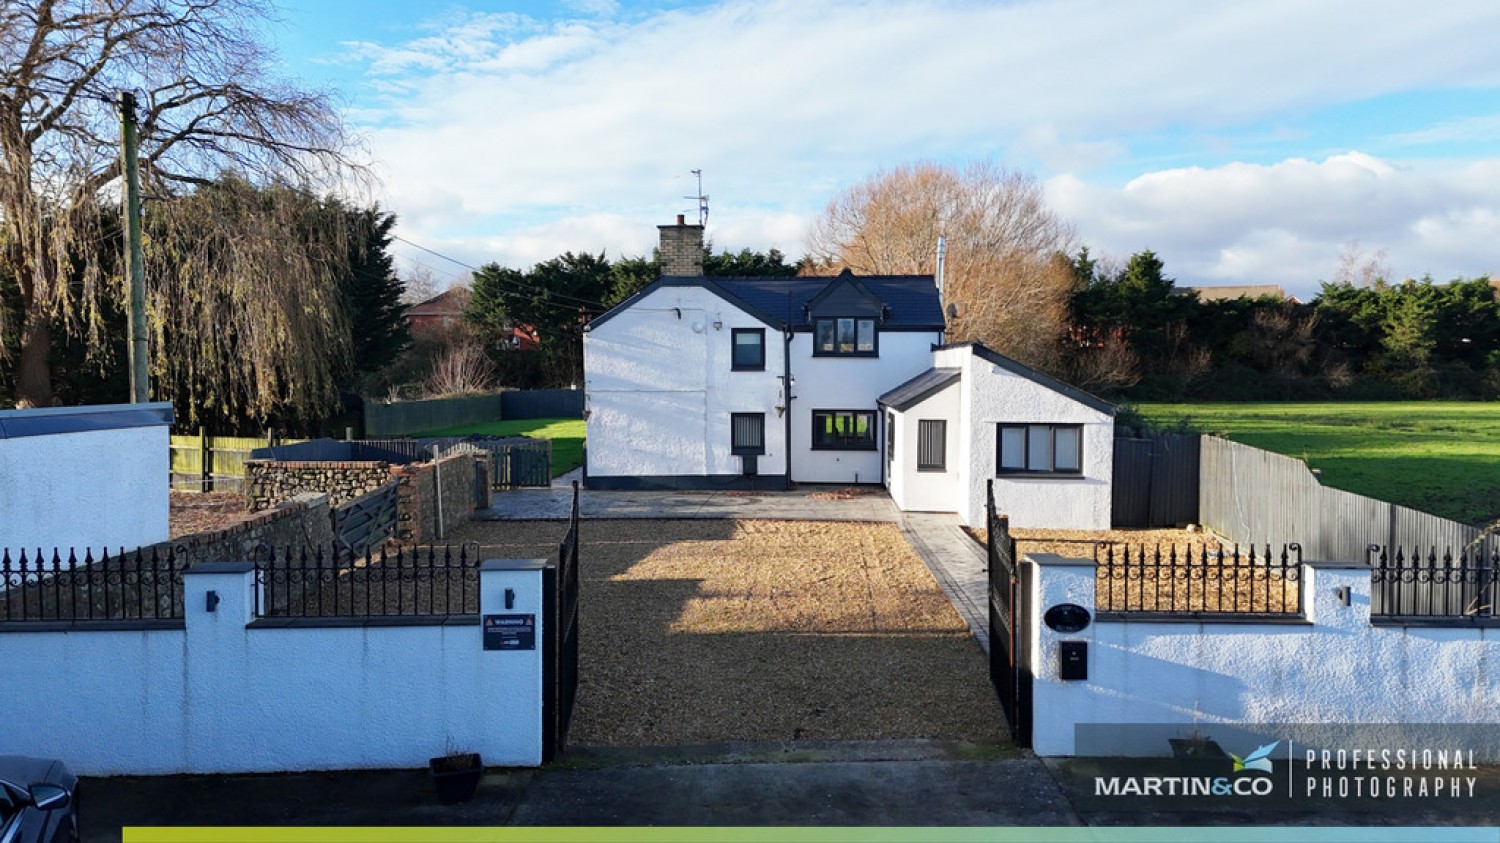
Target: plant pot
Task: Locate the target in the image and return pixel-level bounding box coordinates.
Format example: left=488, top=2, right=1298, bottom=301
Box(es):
left=429, top=752, right=483, bottom=804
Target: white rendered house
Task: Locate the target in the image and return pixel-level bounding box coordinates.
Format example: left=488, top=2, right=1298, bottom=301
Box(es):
left=879, top=343, right=1116, bottom=529
left=583, top=219, right=1116, bottom=529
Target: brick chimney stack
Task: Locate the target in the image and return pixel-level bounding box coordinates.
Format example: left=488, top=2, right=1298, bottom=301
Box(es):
left=658, top=214, right=704, bottom=276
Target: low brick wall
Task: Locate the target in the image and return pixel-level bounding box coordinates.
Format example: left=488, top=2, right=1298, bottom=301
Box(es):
left=150, top=493, right=335, bottom=566
left=245, top=461, right=392, bottom=512
left=392, top=452, right=488, bottom=544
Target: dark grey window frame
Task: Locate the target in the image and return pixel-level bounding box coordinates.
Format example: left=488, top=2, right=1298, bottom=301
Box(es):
left=811, top=409, right=878, bottom=451
left=731, top=413, right=766, bottom=456
left=731, top=328, right=766, bottom=371
left=917, top=419, right=947, bottom=472
left=812, top=317, right=878, bottom=357
left=996, top=423, right=1083, bottom=476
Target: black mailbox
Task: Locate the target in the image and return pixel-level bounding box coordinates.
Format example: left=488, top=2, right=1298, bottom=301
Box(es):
left=1060, top=641, right=1087, bottom=681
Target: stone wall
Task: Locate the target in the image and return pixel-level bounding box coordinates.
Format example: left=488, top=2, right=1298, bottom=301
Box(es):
left=245, top=461, right=392, bottom=512
left=142, top=493, right=334, bottom=567
left=392, top=452, right=488, bottom=544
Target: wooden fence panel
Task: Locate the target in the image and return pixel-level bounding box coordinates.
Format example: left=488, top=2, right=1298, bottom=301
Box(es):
left=1201, top=435, right=1494, bottom=563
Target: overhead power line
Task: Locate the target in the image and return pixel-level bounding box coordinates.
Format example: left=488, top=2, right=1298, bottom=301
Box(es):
left=391, top=234, right=609, bottom=311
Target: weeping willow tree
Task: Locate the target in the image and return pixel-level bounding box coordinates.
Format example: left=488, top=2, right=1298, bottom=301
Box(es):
left=0, top=0, right=357, bottom=411
left=143, top=177, right=355, bottom=428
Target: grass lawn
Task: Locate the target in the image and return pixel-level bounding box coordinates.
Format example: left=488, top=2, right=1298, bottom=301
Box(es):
left=412, top=417, right=585, bottom=477
left=1136, top=402, right=1500, bottom=526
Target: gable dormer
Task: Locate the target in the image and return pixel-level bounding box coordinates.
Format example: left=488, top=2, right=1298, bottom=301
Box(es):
left=806, top=269, right=887, bottom=357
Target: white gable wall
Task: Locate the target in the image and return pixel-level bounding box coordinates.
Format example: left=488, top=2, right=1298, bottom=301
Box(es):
left=584, top=286, right=786, bottom=482
left=886, top=380, right=962, bottom=513
left=789, top=330, right=938, bottom=485
left=934, top=346, right=1114, bottom=530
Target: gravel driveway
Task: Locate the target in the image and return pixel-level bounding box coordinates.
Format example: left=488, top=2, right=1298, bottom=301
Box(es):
left=445, top=518, right=1008, bottom=747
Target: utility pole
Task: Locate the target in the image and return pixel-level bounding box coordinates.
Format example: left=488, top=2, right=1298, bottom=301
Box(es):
left=118, top=91, right=149, bottom=403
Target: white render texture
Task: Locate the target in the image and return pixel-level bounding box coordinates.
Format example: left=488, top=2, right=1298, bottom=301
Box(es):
left=789, top=331, right=938, bottom=485
left=933, top=346, right=1113, bottom=530
left=1027, top=555, right=1500, bottom=758
left=0, top=564, right=545, bottom=775
left=585, top=286, right=786, bottom=479
left=0, top=408, right=169, bottom=558
left=886, top=380, right=961, bottom=513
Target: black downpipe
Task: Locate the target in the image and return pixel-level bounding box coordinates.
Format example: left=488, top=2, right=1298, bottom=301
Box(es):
left=783, top=328, right=794, bottom=488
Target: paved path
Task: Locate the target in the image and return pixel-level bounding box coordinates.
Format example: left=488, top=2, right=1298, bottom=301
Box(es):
left=900, top=511, right=992, bottom=653
left=482, top=485, right=901, bottom=521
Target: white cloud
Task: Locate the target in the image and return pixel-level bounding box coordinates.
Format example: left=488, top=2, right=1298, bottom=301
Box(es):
left=334, top=0, right=1500, bottom=293
left=1049, top=154, right=1500, bottom=297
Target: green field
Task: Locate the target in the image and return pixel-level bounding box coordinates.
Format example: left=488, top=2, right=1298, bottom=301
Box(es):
left=413, top=417, right=585, bottom=478
left=1136, top=402, right=1500, bottom=526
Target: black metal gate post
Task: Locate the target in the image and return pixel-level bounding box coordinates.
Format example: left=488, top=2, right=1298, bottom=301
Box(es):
left=987, top=480, right=1032, bottom=747
left=542, top=480, right=582, bottom=762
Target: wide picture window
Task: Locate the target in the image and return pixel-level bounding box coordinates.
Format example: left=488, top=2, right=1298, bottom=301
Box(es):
left=997, top=424, right=1082, bottom=474
left=813, top=410, right=876, bottom=450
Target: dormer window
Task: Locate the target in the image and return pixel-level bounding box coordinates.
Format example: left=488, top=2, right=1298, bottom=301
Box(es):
left=814, top=317, right=876, bottom=357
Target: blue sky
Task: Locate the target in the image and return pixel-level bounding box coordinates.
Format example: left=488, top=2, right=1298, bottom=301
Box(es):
left=267, top=0, right=1500, bottom=299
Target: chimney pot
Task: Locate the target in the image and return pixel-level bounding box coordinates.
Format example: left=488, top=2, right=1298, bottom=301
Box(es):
left=677, top=214, right=686, bottom=225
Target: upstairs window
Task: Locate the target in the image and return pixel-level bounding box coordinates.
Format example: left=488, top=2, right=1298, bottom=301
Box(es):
left=731, top=328, right=765, bottom=371
left=997, top=424, right=1082, bottom=475
left=812, top=410, right=877, bottom=450
left=814, top=318, right=876, bottom=356
left=731, top=413, right=766, bottom=456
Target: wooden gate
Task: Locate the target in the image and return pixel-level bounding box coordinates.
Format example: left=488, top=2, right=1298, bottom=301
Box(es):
left=986, top=480, right=1032, bottom=747
left=1112, top=431, right=1200, bottom=528
left=542, top=481, right=581, bottom=761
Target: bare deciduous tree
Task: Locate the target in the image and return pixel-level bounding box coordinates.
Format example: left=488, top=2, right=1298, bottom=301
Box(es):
left=807, top=161, right=1076, bottom=369
left=0, top=0, right=356, bottom=407
left=424, top=338, right=494, bottom=398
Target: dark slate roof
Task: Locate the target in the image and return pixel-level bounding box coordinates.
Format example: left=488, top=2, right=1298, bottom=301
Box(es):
left=944, top=342, right=1117, bottom=416
left=585, top=271, right=943, bottom=332
left=878, top=368, right=962, bottom=411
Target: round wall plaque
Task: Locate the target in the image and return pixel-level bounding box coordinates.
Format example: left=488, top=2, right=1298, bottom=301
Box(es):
left=1044, top=603, right=1092, bottom=633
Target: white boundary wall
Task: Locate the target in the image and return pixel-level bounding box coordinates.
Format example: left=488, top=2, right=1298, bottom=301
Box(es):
left=0, top=560, right=546, bottom=775
left=0, top=403, right=171, bottom=558
left=1028, top=554, right=1500, bottom=758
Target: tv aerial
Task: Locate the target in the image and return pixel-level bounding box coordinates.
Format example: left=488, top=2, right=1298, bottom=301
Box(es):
left=686, top=169, right=709, bottom=227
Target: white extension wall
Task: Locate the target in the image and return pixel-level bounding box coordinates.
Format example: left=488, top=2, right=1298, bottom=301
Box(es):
left=0, top=403, right=171, bottom=559
left=0, top=560, right=547, bottom=775
left=934, top=347, right=1113, bottom=530
left=585, top=286, right=786, bottom=482
left=789, top=331, right=938, bottom=485
left=885, top=380, right=961, bottom=513
left=1027, top=554, right=1500, bottom=758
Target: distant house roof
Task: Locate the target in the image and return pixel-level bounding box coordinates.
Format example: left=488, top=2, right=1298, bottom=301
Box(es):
left=878, top=368, right=962, bottom=411
left=587, top=269, right=944, bottom=332
left=406, top=287, right=471, bottom=318
left=1180, top=284, right=1290, bottom=303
